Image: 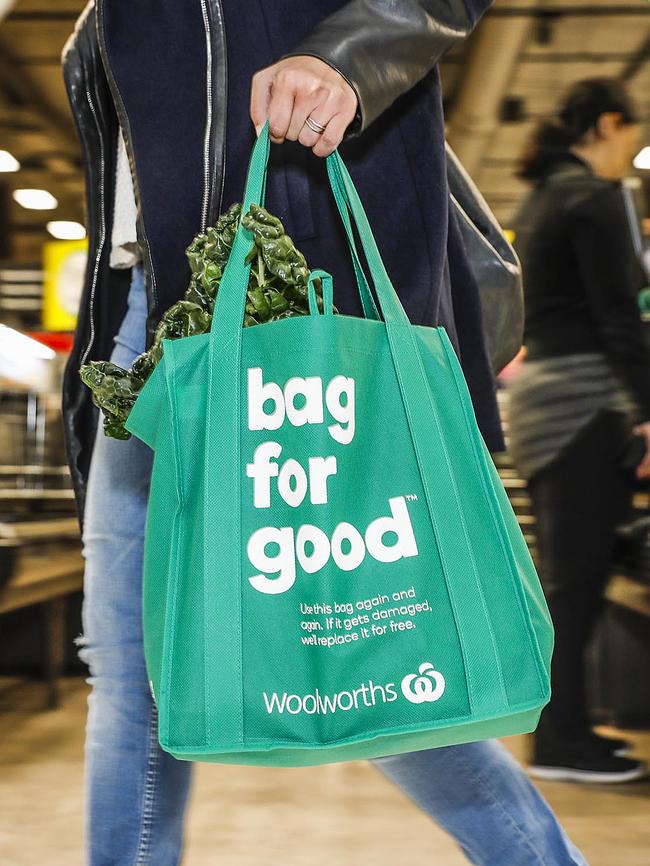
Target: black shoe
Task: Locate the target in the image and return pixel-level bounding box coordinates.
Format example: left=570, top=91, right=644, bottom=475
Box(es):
left=530, top=740, right=646, bottom=784
left=588, top=731, right=631, bottom=758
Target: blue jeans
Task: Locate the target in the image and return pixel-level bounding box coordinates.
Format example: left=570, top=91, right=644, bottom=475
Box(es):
left=78, top=267, right=587, bottom=866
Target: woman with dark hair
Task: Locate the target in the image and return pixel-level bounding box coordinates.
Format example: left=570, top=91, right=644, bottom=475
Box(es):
left=509, top=77, right=649, bottom=783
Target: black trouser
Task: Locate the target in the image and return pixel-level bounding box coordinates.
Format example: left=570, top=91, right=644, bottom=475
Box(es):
left=527, top=409, right=633, bottom=749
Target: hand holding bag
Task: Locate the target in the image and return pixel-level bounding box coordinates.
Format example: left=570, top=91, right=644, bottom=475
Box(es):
left=125, top=124, right=553, bottom=767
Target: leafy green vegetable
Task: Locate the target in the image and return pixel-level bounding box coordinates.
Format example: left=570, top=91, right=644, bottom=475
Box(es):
left=80, top=203, right=331, bottom=440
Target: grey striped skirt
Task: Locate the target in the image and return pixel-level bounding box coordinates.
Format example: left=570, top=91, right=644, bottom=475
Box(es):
left=506, top=353, right=636, bottom=481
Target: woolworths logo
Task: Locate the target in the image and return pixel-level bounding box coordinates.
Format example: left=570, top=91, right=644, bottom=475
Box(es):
left=262, top=663, right=445, bottom=715
left=400, top=662, right=446, bottom=704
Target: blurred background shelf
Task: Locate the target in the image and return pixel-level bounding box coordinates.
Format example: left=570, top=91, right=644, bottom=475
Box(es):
left=606, top=574, right=650, bottom=620
left=0, top=549, right=83, bottom=614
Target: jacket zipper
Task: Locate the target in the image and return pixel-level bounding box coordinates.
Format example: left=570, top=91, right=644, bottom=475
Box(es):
left=79, top=83, right=107, bottom=366
left=200, top=0, right=213, bottom=232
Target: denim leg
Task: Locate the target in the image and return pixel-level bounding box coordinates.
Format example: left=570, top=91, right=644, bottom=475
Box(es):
left=77, top=267, right=192, bottom=866
left=373, top=741, right=587, bottom=866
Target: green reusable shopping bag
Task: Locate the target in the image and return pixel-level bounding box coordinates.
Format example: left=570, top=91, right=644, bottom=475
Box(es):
left=125, top=123, right=553, bottom=767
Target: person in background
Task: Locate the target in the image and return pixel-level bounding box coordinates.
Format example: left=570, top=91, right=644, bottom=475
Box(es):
left=509, top=78, right=649, bottom=784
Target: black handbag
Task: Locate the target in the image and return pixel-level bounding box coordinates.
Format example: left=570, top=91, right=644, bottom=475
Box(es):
left=446, top=143, right=524, bottom=374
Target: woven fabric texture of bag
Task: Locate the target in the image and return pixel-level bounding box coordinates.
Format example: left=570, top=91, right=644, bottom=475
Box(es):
left=125, top=124, right=553, bottom=767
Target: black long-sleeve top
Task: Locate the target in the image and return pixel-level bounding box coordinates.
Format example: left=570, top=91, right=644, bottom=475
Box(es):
left=513, top=152, right=650, bottom=420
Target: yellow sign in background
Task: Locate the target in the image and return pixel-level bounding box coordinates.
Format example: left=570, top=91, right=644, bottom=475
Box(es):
left=42, top=239, right=88, bottom=330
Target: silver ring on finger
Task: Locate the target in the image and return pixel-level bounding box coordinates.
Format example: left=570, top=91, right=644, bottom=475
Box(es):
left=305, top=115, right=327, bottom=135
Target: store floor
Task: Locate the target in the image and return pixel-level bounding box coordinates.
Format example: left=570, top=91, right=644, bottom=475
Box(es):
left=1, top=676, right=650, bottom=866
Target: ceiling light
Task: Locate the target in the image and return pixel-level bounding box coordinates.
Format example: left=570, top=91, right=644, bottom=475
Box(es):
left=12, top=188, right=58, bottom=210
left=0, top=324, right=56, bottom=360
left=633, top=147, right=650, bottom=170
left=47, top=220, right=86, bottom=240
left=0, top=150, right=19, bottom=172
left=0, top=324, right=56, bottom=391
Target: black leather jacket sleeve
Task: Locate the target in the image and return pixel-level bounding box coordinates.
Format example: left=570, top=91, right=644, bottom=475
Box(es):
left=283, top=0, right=493, bottom=132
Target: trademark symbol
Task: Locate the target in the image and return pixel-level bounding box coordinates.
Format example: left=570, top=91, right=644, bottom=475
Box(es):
left=406, top=494, right=418, bottom=502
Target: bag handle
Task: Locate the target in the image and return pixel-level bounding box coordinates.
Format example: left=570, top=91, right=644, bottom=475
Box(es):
left=307, top=269, right=334, bottom=316
left=325, top=151, right=411, bottom=327
left=326, top=156, right=379, bottom=320
left=209, top=122, right=413, bottom=353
